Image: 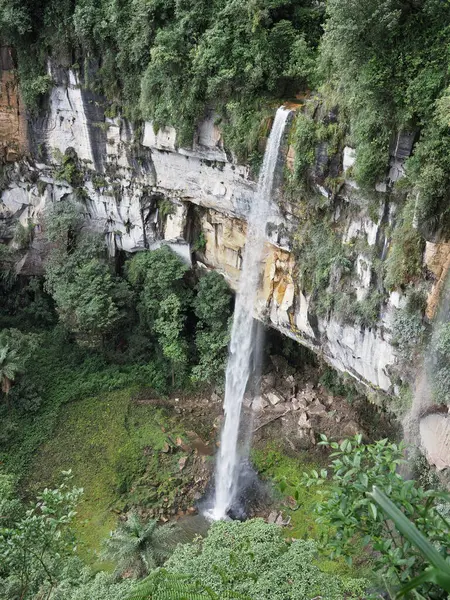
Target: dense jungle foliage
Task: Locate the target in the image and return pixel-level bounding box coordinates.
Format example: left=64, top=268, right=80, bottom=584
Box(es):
left=1, top=0, right=449, bottom=237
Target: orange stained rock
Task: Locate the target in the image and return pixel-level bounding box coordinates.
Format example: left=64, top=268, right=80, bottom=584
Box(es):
left=425, top=241, right=450, bottom=319
left=0, top=46, right=28, bottom=161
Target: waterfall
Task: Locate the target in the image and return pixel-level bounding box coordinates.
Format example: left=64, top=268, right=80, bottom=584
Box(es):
left=403, top=269, right=450, bottom=469
left=210, top=107, right=290, bottom=521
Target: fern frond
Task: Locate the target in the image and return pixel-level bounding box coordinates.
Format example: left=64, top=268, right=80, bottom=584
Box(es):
left=127, top=569, right=254, bottom=600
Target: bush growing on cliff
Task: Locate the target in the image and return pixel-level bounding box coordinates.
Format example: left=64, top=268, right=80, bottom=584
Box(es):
left=45, top=228, right=131, bottom=348
left=384, top=198, right=425, bottom=290
left=392, top=304, right=426, bottom=364
left=429, top=322, right=450, bottom=405
left=126, top=246, right=192, bottom=384
left=43, top=201, right=131, bottom=347
left=48, top=258, right=131, bottom=348
left=321, top=0, right=450, bottom=237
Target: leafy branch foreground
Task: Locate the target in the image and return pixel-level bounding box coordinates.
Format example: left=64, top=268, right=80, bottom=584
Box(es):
left=370, top=487, right=450, bottom=598
left=302, top=436, right=450, bottom=598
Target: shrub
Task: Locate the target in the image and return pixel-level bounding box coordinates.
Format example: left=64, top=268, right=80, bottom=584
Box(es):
left=428, top=322, right=450, bottom=404
left=384, top=199, right=425, bottom=290
left=192, top=271, right=232, bottom=386
left=304, top=435, right=450, bottom=597
left=292, top=112, right=317, bottom=183
left=132, top=519, right=366, bottom=600
left=391, top=307, right=426, bottom=361
left=13, top=221, right=35, bottom=250
left=0, top=472, right=83, bottom=600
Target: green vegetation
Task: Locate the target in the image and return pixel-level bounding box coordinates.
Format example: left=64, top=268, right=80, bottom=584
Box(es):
left=0, top=0, right=321, bottom=160
left=0, top=472, right=83, bottom=600
left=392, top=307, right=426, bottom=363
left=252, top=442, right=329, bottom=540
left=370, top=486, right=450, bottom=598
left=192, top=271, right=232, bottom=387
left=2, top=2, right=450, bottom=598
left=384, top=199, right=425, bottom=291
left=429, top=322, right=450, bottom=404
left=135, top=519, right=367, bottom=600
left=103, top=513, right=179, bottom=579
left=0, top=198, right=234, bottom=569
left=54, top=148, right=85, bottom=188
left=303, top=435, right=450, bottom=597
left=24, top=388, right=205, bottom=563
left=26, top=388, right=138, bottom=561
left=44, top=203, right=131, bottom=348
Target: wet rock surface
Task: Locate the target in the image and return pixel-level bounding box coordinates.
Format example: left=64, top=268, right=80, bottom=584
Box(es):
left=420, top=412, right=450, bottom=471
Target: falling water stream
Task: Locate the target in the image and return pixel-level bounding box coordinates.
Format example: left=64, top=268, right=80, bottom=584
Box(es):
left=209, top=107, right=290, bottom=520
left=403, top=270, right=450, bottom=469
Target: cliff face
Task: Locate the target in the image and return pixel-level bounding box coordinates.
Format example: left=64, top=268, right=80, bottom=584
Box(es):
left=0, top=47, right=28, bottom=162
left=1, top=67, right=448, bottom=394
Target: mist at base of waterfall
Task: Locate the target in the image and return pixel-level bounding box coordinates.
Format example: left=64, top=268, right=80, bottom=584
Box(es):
left=402, top=271, right=450, bottom=469
left=201, top=460, right=271, bottom=522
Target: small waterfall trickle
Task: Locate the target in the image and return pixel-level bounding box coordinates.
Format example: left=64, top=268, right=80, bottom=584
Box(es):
left=208, top=107, right=290, bottom=521
left=403, top=269, right=450, bottom=468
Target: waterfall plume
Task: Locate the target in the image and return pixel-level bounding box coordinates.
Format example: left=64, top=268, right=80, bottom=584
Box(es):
left=208, top=107, right=291, bottom=521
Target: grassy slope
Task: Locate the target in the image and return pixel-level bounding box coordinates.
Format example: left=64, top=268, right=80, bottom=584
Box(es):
left=252, top=442, right=375, bottom=580
left=252, top=442, right=329, bottom=539
left=27, top=388, right=189, bottom=566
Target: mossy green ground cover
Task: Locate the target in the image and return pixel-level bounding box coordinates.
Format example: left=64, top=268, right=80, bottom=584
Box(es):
left=27, top=388, right=190, bottom=566
left=252, top=442, right=329, bottom=540
left=252, top=442, right=374, bottom=581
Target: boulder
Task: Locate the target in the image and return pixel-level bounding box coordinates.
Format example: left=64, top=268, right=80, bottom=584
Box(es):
left=252, top=395, right=269, bottom=411
left=307, top=399, right=327, bottom=417
left=324, top=395, right=334, bottom=407
left=265, top=390, right=285, bottom=406
left=211, top=391, right=222, bottom=403
left=341, top=419, right=362, bottom=437
left=292, top=397, right=308, bottom=412
left=267, top=511, right=278, bottom=524
left=298, top=412, right=311, bottom=429
left=297, top=384, right=316, bottom=404
left=275, top=514, right=285, bottom=526
left=297, top=428, right=314, bottom=449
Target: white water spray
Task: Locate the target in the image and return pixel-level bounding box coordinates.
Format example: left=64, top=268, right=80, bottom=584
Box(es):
left=210, top=107, right=290, bottom=520
left=403, top=271, right=450, bottom=456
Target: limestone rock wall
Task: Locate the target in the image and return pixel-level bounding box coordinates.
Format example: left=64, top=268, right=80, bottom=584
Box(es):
left=200, top=208, right=397, bottom=392
left=1, top=66, right=444, bottom=395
